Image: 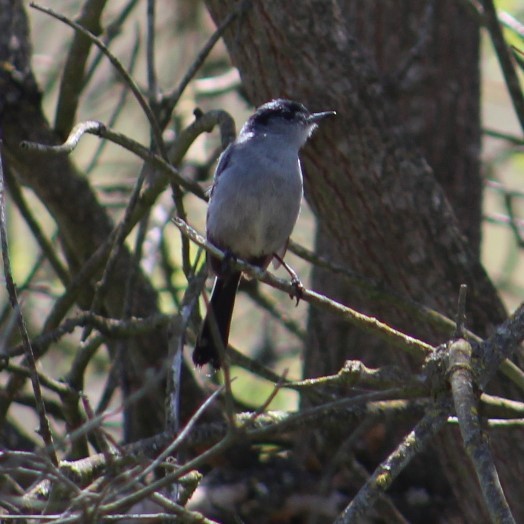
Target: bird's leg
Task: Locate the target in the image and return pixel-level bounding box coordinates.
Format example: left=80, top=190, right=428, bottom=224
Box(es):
left=273, top=253, right=304, bottom=306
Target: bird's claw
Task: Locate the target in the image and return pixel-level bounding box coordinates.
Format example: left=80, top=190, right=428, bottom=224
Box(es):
left=289, top=277, right=304, bottom=306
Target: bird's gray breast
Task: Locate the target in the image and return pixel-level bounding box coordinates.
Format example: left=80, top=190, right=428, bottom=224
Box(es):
left=206, top=144, right=303, bottom=260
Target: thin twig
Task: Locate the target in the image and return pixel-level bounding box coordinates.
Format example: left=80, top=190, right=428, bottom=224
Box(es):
left=78, top=159, right=151, bottom=341
left=165, top=268, right=206, bottom=449
left=146, top=0, right=159, bottom=104
left=53, top=0, right=108, bottom=137
left=288, top=360, right=422, bottom=393
left=483, top=127, right=524, bottom=145
left=96, top=393, right=410, bottom=516
left=246, top=390, right=422, bottom=441
left=242, top=280, right=306, bottom=341
left=334, top=398, right=450, bottom=523
left=6, top=362, right=77, bottom=398
left=250, top=369, right=289, bottom=421
left=97, top=432, right=237, bottom=517
left=498, top=11, right=524, bottom=40
left=453, top=284, right=468, bottom=338
left=477, top=302, right=524, bottom=389
left=30, top=2, right=167, bottom=159
left=288, top=239, right=472, bottom=340
left=174, top=217, right=435, bottom=359
left=0, top=142, right=57, bottom=465
left=82, top=0, right=141, bottom=86
left=481, top=393, right=524, bottom=418
left=480, top=0, right=524, bottom=132
left=22, top=112, right=228, bottom=342
left=21, top=120, right=206, bottom=198
left=3, top=168, right=69, bottom=285
left=163, top=1, right=246, bottom=115
left=139, top=386, right=224, bottom=482
left=86, top=26, right=141, bottom=174
left=49, top=358, right=170, bottom=456
left=22, top=120, right=103, bottom=154
left=81, top=393, right=114, bottom=468
left=7, top=311, right=170, bottom=359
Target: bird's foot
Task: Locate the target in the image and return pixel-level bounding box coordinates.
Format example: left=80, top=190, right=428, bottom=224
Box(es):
left=289, top=277, right=304, bottom=306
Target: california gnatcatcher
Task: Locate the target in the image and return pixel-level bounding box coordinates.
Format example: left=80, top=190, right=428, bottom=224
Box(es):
left=193, top=99, right=335, bottom=369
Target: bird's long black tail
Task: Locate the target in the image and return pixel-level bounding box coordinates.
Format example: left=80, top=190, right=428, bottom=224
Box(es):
left=193, top=272, right=241, bottom=369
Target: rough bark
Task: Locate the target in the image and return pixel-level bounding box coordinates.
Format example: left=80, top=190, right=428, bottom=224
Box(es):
left=340, top=0, right=483, bottom=255
left=204, top=0, right=522, bottom=521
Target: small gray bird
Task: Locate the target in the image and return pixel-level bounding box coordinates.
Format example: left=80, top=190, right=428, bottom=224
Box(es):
left=193, top=99, right=335, bottom=368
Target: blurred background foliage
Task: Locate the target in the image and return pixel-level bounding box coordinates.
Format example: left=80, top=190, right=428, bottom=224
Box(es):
left=482, top=0, right=524, bottom=303
left=1, top=0, right=523, bottom=446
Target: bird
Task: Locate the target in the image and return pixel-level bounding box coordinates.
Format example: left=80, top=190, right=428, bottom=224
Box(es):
left=193, top=99, right=335, bottom=369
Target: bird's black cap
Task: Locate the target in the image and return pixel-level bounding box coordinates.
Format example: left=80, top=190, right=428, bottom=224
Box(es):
left=249, top=99, right=335, bottom=128
left=250, top=99, right=310, bottom=126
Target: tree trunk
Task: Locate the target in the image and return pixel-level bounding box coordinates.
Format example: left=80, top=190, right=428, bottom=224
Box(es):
left=204, top=0, right=523, bottom=521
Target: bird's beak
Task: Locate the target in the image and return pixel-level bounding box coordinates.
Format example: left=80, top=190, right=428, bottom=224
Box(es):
left=307, top=110, right=336, bottom=124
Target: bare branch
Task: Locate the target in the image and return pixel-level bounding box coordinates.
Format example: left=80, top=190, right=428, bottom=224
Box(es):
left=334, top=399, right=450, bottom=523
left=0, top=143, right=57, bottom=465
left=448, top=338, right=516, bottom=524
left=30, top=2, right=167, bottom=158
left=54, top=0, right=109, bottom=137
left=480, top=0, right=524, bottom=132
left=174, top=217, right=435, bottom=358
left=163, top=1, right=246, bottom=115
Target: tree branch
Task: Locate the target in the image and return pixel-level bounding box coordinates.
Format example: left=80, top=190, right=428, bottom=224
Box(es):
left=448, top=338, right=516, bottom=524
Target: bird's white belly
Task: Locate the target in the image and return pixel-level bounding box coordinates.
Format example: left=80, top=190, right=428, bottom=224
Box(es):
left=207, top=167, right=302, bottom=259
